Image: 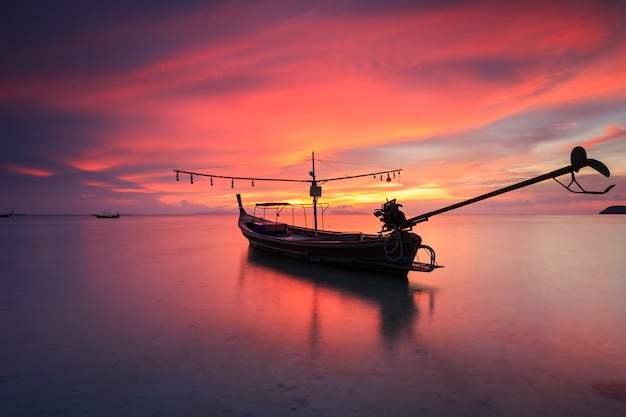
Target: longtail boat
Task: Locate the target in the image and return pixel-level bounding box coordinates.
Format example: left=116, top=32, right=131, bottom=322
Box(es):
left=235, top=195, right=435, bottom=274
left=93, top=211, right=120, bottom=218
left=175, top=146, right=613, bottom=276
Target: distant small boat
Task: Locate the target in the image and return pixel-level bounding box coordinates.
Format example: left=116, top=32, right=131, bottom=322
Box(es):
left=0, top=211, right=13, bottom=218
left=93, top=211, right=119, bottom=218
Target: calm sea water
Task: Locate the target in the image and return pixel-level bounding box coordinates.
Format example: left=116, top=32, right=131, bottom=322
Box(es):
left=1, top=213, right=625, bottom=417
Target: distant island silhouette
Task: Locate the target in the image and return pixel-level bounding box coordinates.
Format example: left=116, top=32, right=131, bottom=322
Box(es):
left=599, top=206, right=626, bottom=214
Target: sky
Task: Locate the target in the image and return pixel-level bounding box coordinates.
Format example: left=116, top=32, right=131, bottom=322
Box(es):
left=1, top=0, right=625, bottom=215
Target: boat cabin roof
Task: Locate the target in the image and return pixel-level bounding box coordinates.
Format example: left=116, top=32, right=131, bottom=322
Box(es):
left=255, top=202, right=291, bottom=207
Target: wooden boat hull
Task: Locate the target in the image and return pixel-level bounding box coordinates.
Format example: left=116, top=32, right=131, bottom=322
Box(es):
left=237, top=200, right=434, bottom=275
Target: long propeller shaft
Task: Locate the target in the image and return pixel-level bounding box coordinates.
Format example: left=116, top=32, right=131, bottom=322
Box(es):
left=402, top=146, right=613, bottom=227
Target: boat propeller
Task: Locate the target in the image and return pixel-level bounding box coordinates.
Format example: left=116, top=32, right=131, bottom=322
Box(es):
left=558, top=146, right=615, bottom=194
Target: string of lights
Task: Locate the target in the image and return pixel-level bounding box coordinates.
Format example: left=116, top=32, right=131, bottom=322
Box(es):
left=174, top=151, right=402, bottom=190
left=174, top=168, right=402, bottom=186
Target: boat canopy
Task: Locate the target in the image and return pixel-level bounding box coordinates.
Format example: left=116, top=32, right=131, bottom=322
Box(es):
left=255, top=202, right=291, bottom=207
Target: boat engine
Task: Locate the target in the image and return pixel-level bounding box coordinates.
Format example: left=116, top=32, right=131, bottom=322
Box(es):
left=374, top=199, right=407, bottom=228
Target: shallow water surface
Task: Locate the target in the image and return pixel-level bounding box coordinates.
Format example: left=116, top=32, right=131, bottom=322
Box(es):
left=1, top=214, right=625, bottom=416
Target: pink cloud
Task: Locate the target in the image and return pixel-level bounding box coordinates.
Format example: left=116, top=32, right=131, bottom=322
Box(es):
left=582, top=125, right=626, bottom=149
left=6, top=165, right=55, bottom=177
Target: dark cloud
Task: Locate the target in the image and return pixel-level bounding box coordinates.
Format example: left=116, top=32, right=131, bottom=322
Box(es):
left=319, top=0, right=467, bottom=16
left=0, top=108, right=92, bottom=169
left=0, top=106, right=125, bottom=164
left=0, top=1, right=257, bottom=80
left=0, top=1, right=223, bottom=46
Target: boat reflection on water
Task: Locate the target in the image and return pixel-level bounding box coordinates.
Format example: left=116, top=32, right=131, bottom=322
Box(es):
left=239, top=246, right=437, bottom=350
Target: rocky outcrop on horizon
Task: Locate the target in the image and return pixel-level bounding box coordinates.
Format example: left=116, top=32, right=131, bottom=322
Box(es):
left=599, top=206, right=626, bottom=214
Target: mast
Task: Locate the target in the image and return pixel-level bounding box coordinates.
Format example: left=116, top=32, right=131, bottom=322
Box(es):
left=310, top=151, right=320, bottom=238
